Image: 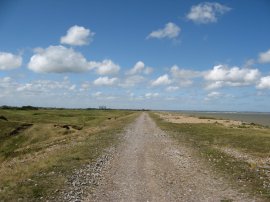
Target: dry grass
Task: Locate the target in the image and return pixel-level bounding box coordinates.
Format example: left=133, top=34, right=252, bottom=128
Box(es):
left=151, top=112, right=270, bottom=199
left=0, top=109, right=139, bottom=201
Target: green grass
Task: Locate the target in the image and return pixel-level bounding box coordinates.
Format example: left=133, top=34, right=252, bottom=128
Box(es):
left=0, top=108, right=127, bottom=126
left=0, top=109, right=139, bottom=201
left=150, top=112, right=270, bottom=199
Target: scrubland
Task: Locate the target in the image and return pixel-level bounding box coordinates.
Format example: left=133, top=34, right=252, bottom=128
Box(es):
left=0, top=108, right=138, bottom=201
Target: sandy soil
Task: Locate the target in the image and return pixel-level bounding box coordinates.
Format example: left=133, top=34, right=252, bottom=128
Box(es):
left=157, top=112, right=244, bottom=127
left=84, top=113, right=258, bottom=202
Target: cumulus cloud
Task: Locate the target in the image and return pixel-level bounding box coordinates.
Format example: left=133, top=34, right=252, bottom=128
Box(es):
left=204, top=65, right=260, bottom=89
left=120, top=75, right=145, bottom=88
left=93, top=76, right=118, bottom=86
left=127, top=61, right=153, bottom=75
left=257, top=76, right=270, bottom=89
left=258, top=49, right=270, bottom=63
left=89, top=59, right=120, bottom=75
left=151, top=74, right=172, bottom=86
left=28, top=45, right=92, bottom=73
left=147, top=22, right=180, bottom=39
left=0, top=52, right=22, bottom=70
left=128, top=61, right=144, bottom=74
left=170, top=65, right=201, bottom=87
left=60, top=25, right=94, bottom=46
left=187, top=2, right=231, bottom=24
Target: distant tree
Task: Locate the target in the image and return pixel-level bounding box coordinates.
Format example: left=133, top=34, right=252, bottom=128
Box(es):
left=21, top=106, right=39, bottom=110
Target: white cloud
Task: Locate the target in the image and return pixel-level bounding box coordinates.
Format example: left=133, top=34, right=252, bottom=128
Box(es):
left=93, top=76, right=118, bottom=86
left=1, top=77, right=12, bottom=83
left=127, top=61, right=144, bottom=74
left=151, top=74, right=172, bottom=86
left=145, top=92, right=159, bottom=99
left=80, top=82, right=90, bottom=91
left=0, top=52, right=22, bottom=70
left=0, top=77, right=77, bottom=99
left=170, top=65, right=201, bottom=87
left=69, top=84, right=76, bottom=91
left=16, top=79, right=73, bottom=93
left=257, top=76, right=270, bottom=89
left=170, top=65, right=202, bottom=78
left=204, top=91, right=222, bottom=101
left=16, top=83, right=33, bottom=92
left=0, top=77, right=14, bottom=88
left=93, top=91, right=102, bottom=97
left=204, top=65, right=260, bottom=89
left=187, top=2, right=231, bottom=24
left=166, top=86, right=179, bottom=92
left=120, top=75, right=145, bottom=88
left=60, top=25, right=94, bottom=46
left=92, top=91, right=118, bottom=100
left=204, top=81, right=223, bottom=90
left=258, top=49, right=270, bottom=63
left=147, top=22, right=181, bottom=39
left=89, top=59, right=120, bottom=75
left=207, top=91, right=221, bottom=98
left=0, top=77, right=17, bottom=98
left=176, top=79, right=194, bottom=87
left=28, top=45, right=92, bottom=73
left=127, top=61, right=153, bottom=75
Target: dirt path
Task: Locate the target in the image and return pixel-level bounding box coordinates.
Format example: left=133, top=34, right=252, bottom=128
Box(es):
left=84, top=112, right=258, bottom=202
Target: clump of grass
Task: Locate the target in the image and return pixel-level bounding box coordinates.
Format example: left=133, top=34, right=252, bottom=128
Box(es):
left=198, top=116, right=218, bottom=120
left=150, top=112, right=270, bottom=199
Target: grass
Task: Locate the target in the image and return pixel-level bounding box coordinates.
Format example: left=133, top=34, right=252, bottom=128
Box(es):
left=150, top=112, right=270, bottom=199
left=0, top=108, right=139, bottom=201
left=197, top=116, right=218, bottom=120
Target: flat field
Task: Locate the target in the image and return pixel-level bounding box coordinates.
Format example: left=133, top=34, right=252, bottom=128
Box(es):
left=0, top=108, right=138, bottom=201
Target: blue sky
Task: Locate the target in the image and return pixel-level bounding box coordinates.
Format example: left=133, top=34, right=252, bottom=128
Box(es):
left=0, top=0, right=270, bottom=111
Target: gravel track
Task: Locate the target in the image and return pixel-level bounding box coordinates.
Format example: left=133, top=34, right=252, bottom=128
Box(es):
left=84, top=112, right=260, bottom=202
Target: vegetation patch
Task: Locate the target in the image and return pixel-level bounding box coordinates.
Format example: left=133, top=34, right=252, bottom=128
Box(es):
left=0, top=108, right=139, bottom=201
left=150, top=112, right=270, bottom=199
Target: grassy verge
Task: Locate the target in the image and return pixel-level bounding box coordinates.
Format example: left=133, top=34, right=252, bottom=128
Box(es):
left=0, top=109, right=139, bottom=201
left=150, top=112, right=270, bottom=199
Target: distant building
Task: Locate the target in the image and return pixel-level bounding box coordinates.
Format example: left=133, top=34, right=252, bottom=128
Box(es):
left=99, top=106, right=107, bottom=110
